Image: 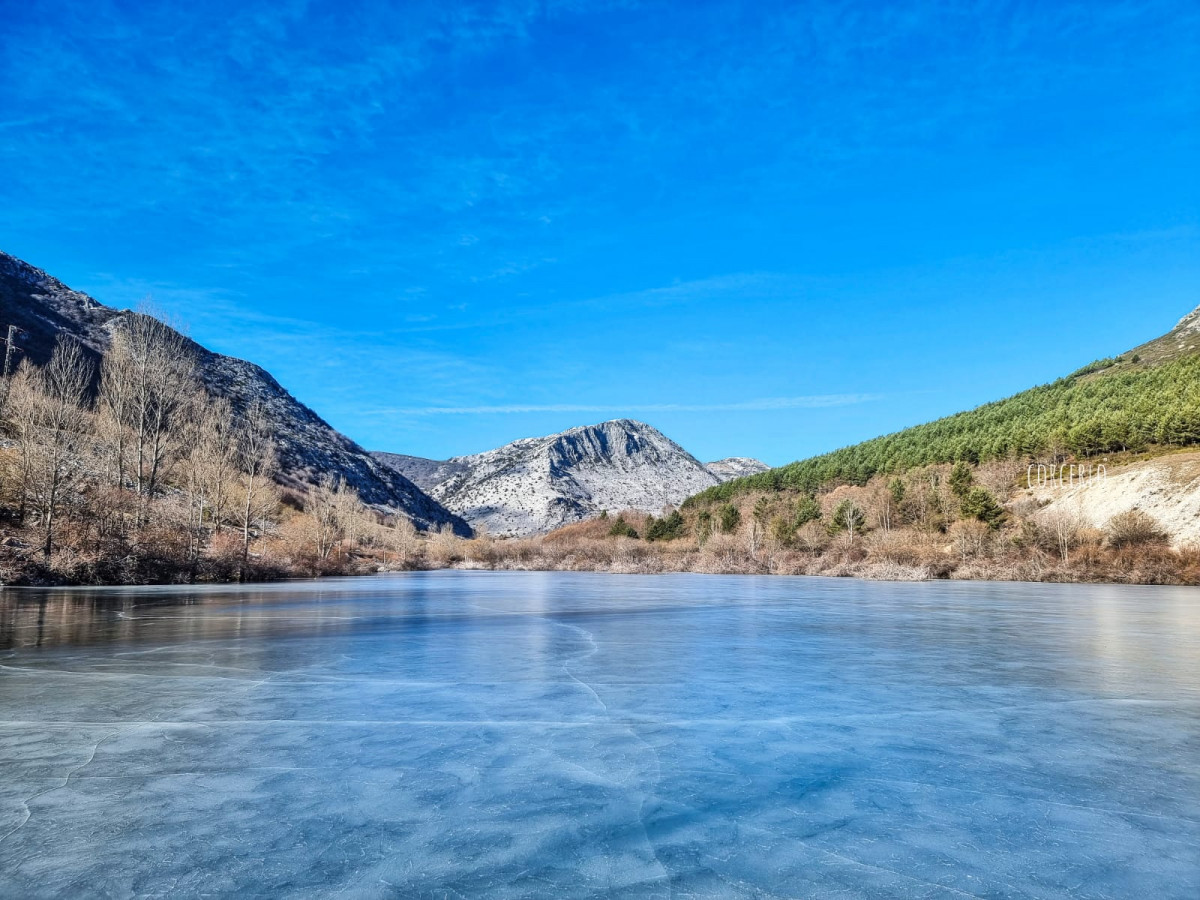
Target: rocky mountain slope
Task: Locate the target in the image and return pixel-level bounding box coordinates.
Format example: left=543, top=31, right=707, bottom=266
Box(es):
left=375, top=420, right=765, bottom=536
left=705, top=457, right=771, bottom=481
left=373, top=453, right=468, bottom=495
left=1125, top=305, right=1200, bottom=366
left=0, top=250, right=468, bottom=534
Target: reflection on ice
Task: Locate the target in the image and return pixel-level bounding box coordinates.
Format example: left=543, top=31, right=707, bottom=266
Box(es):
left=1, top=573, right=1198, bottom=897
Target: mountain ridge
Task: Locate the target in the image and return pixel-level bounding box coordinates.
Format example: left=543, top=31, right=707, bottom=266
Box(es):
left=375, top=420, right=766, bottom=536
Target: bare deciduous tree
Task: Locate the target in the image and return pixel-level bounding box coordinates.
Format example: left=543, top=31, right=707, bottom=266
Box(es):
left=196, top=394, right=240, bottom=532
left=949, top=519, right=990, bottom=560
left=428, top=522, right=461, bottom=565
left=7, top=338, right=94, bottom=559
left=332, top=479, right=366, bottom=554
left=235, top=399, right=278, bottom=580
left=175, top=391, right=240, bottom=575
left=307, top=476, right=343, bottom=562
left=1043, top=507, right=1087, bottom=563
left=100, top=312, right=197, bottom=503
left=873, top=483, right=894, bottom=533
left=384, top=515, right=419, bottom=565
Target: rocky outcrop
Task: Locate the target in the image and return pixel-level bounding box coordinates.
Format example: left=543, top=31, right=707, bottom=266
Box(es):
left=375, top=419, right=731, bottom=536
left=704, top=457, right=770, bottom=481
left=0, top=250, right=468, bottom=534
left=1031, top=450, right=1200, bottom=548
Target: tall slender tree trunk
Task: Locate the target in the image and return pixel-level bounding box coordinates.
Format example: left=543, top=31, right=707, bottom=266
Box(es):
left=240, top=472, right=255, bottom=583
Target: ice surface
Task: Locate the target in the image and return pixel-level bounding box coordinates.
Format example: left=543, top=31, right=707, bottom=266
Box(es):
left=0, top=573, right=1198, bottom=898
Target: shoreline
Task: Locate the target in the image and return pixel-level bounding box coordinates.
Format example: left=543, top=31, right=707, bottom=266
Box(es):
left=5, top=554, right=1197, bottom=590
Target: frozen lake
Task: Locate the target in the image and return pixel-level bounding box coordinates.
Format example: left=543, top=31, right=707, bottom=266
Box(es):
left=0, top=572, right=1198, bottom=898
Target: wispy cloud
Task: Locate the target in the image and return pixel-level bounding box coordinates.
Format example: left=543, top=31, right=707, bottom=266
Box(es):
left=373, top=393, right=883, bottom=416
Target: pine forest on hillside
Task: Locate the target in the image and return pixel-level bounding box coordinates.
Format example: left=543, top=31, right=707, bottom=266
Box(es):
left=688, top=354, right=1200, bottom=506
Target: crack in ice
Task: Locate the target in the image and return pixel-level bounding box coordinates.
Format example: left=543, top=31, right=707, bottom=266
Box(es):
left=544, top=615, right=671, bottom=898
left=0, top=730, right=118, bottom=850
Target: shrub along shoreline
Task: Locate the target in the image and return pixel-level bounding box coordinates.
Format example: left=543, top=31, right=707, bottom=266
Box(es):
left=421, top=461, right=1200, bottom=586
left=423, top=516, right=1198, bottom=586
left=5, top=452, right=1196, bottom=588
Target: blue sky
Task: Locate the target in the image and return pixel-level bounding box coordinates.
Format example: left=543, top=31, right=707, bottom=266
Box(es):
left=2, top=0, right=1198, bottom=465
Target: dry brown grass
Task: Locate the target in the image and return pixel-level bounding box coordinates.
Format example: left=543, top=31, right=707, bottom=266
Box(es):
left=430, top=502, right=1200, bottom=586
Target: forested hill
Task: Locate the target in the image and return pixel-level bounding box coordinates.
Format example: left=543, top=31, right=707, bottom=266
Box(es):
left=685, top=307, right=1200, bottom=505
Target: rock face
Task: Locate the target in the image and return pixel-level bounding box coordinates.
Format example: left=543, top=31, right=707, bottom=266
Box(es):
left=375, top=419, right=732, bottom=536
left=1031, top=450, right=1200, bottom=548
left=705, top=457, right=771, bottom=482
left=0, top=250, right=468, bottom=534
